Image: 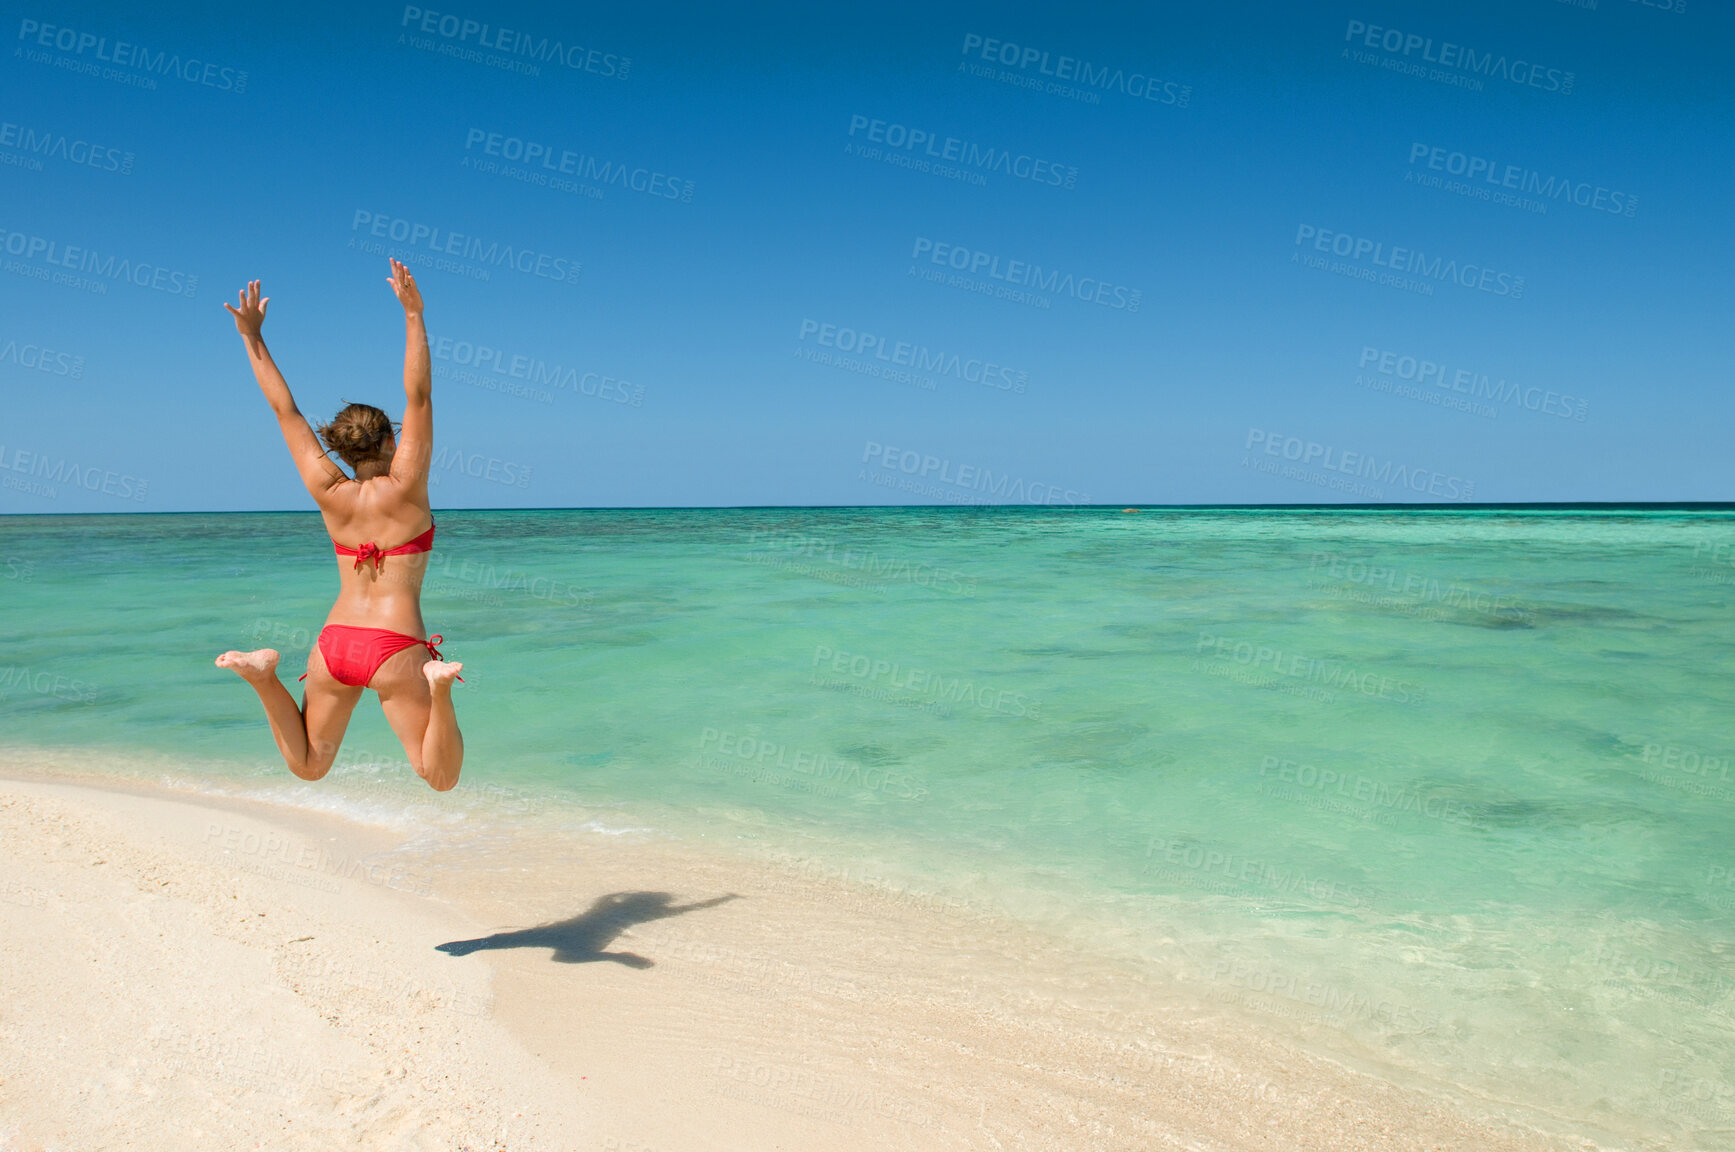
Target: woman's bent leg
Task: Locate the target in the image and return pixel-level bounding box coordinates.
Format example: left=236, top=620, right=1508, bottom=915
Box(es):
left=215, top=647, right=361, bottom=780
left=374, top=650, right=464, bottom=792
left=418, top=661, right=465, bottom=792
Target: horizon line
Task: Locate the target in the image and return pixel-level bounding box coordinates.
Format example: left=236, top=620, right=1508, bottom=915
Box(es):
left=3, top=501, right=1733, bottom=517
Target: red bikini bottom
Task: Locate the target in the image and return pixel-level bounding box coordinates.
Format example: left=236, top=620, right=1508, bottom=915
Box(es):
left=299, top=626, right=454, bottom=688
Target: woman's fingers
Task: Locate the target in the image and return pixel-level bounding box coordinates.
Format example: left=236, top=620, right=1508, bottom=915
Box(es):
left=225, top=282, right=267, bottom=324
left=385, top=258, right=419, bottom=305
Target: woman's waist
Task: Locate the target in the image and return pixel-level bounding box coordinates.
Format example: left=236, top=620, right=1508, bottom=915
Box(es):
left=323, top=592, right=426, bottom=637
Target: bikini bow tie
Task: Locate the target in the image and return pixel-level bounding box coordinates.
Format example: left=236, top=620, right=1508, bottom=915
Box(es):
left=353, top=542, right=385, bottom=572
left=423, top=635, right=462, bottom=681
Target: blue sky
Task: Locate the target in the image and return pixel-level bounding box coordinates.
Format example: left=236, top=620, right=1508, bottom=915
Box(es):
left=1, top=0, right=1729, bottom=510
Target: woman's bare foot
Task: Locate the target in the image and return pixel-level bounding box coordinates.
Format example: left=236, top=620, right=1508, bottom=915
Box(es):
left=422, top=660, right=463, bottom=690
left=215, top=649, right=280, bottom=682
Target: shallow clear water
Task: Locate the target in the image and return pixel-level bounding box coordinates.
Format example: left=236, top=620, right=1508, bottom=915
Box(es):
left=4, top=507, right=1734, bottom=1146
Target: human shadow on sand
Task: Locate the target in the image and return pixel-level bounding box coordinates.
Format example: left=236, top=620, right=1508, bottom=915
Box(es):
left=435, top=891, right=740, bottom=969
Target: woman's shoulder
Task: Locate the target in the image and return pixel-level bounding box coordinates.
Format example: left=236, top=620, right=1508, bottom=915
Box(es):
left=346, top=476, right=432, bottom=531
left=311, top=477, right=358, bottom=516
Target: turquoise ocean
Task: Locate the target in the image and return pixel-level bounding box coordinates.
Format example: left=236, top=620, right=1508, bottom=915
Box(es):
left=3, top=507, right=1733, bottom=1147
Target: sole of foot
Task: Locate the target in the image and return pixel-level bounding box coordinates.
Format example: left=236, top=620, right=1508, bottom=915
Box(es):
left=215, top=649, right=280, bottom=680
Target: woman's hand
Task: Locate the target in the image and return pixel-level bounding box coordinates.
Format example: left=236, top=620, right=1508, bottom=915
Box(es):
left=223, top=280, right=268, bottom=338
left=387, top=257, right=424, bottom=316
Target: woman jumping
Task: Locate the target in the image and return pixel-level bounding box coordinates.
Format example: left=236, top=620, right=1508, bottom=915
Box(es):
left=215, top=258, right=464, bottom=791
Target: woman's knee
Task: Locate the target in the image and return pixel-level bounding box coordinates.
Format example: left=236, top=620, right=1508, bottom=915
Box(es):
left=415, top=762, right=456, bottom=792
left=297, top=737, right=341, bottom=781
left=292, top=759, right=332, bottom=782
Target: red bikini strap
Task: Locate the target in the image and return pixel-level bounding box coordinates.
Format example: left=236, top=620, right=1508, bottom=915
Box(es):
left=335, top=521, right=435, bottom=573
left=424, top=634, right=463, bottom=682
left=396, top=522, right=436, bottom=553
left=297, top=634, right=461, bottom=682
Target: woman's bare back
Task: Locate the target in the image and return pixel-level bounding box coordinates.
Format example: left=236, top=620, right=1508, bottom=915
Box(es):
left=318, top=473, right=435, bottom=637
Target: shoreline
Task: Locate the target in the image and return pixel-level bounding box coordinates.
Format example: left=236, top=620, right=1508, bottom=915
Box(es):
left=0, top=752, right=1613, bottom=1150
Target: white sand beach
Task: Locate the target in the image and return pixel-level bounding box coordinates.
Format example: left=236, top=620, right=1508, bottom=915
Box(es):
left=0, top=767, right=1581, bottom=1151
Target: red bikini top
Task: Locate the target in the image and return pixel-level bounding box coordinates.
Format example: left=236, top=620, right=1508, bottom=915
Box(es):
left=333, top=521, right=435, bottom=572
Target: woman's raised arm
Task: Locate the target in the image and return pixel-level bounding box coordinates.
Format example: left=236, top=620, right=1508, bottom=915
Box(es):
left=224, top=280, right=344, bottom=495
left=386, top=258, right=433, bottom=486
